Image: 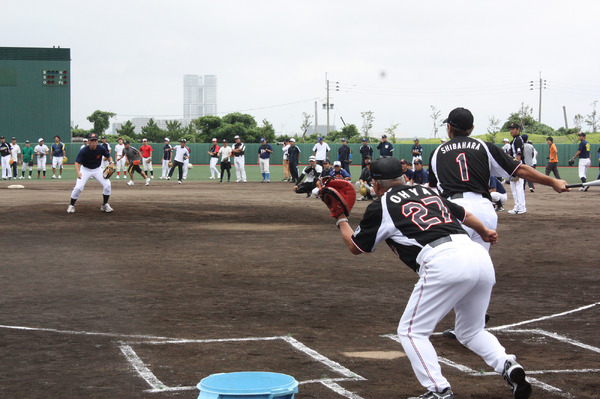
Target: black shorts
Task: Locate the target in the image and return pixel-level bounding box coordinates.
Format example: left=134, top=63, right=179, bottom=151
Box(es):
left=128, top=163, right=143, bottom=175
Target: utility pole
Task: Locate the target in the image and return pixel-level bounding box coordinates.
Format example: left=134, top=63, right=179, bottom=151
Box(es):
left=530, top=72, right=547, bottom=122
left=314, top=101, right=318, bottom=138
left=563, top=106, right=569, bottom=129
left=322, top=73, right=338, bottom=136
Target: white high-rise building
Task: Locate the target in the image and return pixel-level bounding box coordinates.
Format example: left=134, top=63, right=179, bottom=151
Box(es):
left=184, top=74, right=217, bottom=121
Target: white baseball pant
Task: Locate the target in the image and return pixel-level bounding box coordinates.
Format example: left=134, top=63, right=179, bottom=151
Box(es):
left=115, top=157, right=126, bottom=173
left=142, top=157, right=153, bottom=172
left=578, top=158, right=591, bottom=179
left=209, top=157, right=220, bottom=178
left=161, top=159, right=170, bottom=178
left=1, top=155, right=11, bottom=178
left=183, top=159, right=189, bottom=179
left=449, top=192, right=497, bottom=251
left=70, top=166, right=111, bottom=200
left=234, top=156, right=246, bottom=181
left=37, top=155, right=47, bottom=171
left=259, top=158, right=270, bottom=174
left=398, top=235, right=514, bottom=393
left=52, top=156, right=63, bottom=169
left=509, top=179, right=526, bottom=213
left=490, top=191, right=508, bottom=206
left=21, top=162, right=32, bottom=172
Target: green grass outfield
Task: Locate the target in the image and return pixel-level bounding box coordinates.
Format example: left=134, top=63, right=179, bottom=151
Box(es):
left=15, top=164, right=599, bottom=185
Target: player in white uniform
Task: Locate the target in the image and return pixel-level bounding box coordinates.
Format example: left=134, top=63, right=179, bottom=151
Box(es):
left=51, top=135, right=65, bottom=179
left=334, top=156, right=532, bottom=399
left=99, top=136, right=112, bottom=171
left=114, top=137, right=126, bottom=179
left=0, top=136, right=12, bottom=179
left=168, top=139, right=190, bottom=184
left=232, top=135, right=247, bottom=182
left=80, top=138, right=88, bottom=150
left=182, top=144, right=191, bottom=179
left=67, top=133, right=114, bottom=214
left=34, top=138, right=49, bottom=179
left=9, top=137, right=20, bottom=179
left=160, top=138, right=172, bottom=179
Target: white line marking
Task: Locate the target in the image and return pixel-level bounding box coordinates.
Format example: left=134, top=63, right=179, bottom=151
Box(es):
left=502, top=328, right=600, bottom=354
left=300, top=377, right=364, bottom=384
left=0, top=324, right=175, bottom=341
left=281, top=335, right=366, bottom=380
left=119, top=344, right=166, bottom=391
left=489, top=302, right=600, bottom=331
left=320, top=380, right=366, bottom=399
left=474, top=369, right=600, bottom=376
left=138, top=336, right=283, bottom=345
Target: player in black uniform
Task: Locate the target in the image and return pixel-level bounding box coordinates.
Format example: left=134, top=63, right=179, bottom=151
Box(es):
left=294, top=155, right=322, bottom=197
left=333, top=156, right=532, bottom=399
left=359, top=138, right=373, bottom=169
left=429, top=107, right=568, bottom=250
left=337, top=138, right=352, bottom=176
left=287, top=138, right=301, bottom=183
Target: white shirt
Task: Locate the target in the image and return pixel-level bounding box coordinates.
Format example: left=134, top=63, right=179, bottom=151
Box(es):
left=11, top=144, right=21, bottom=160
left=35, top=144, right=49, bottom=156
left=501, top=143, right=510, bottom=154
left=115, top=143, right=125, bottom=157
left=312, top=142, right=331, bottom=161
left=173, top=146, right=190, bottom=163
left=282, top=144, right=290, bottom=160
left=219, top=146, right=233, bottom=162
left=80, top=144, right=87, bottom=150
left=303, top=164, right=323, bottom=183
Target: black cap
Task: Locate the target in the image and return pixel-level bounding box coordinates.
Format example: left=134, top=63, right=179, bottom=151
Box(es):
left=124, top=140, right=130, bottom=144
left=578, top=132, right=586, bottom=137
left=0, top=136, right=4, bottom=139
left=323, top=158, right=330, bottom=164
left=181, top=138, right=187, bottom=143
left=508, top=122, right=521, bottom=130
left=371, top=157, right=403, bottom=180
left=88, top=133, right=99, bottom=140
left=101, top=136, right=106, bottom=139
left=414, top=158, right=423, bottom=164
left=443, top=107, right=474, bottom=130
left=11, top=137, right=16, bottom=140
left=381, top=134, right=387, bottom=138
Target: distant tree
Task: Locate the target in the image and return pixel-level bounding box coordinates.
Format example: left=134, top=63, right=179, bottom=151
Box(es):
left=116, top=120, right=136, bottom=138
left=430, top=106, right=442, bottom=138
left=573, top=114, right=584, bottom=130
left=486, top=116, right=501, bottom=143
left=502, top=103, right=536, bottom=132
left=361, top=111, right=375, bottom=136
left=584, top=100, right=600, bottom=132
left=222, top=113, right=257, bottom=129
left=300, top=112, right=312, bottom=143
left=257, top=119, right=276, bottom=143
left=87, top=110, right=116, bottom=135
left=384, top=123, right=399, bottom=143
left=71, top=124, right=89, bottom=138
left=327, top=124, right=360, bottom=143
left=192, top=115, right=222, bottom=141
left=165, top=120, right=183, bottom=141
left=140, top=118, right=164, bottom=143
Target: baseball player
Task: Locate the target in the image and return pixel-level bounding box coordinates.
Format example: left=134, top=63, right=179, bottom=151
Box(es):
left=400, top=159, right=414, bottom=185
left=114, top=137, right=126, bottom=179
left=507, top=123, right=526, bottom=214
left=355, top=157, right=374, bottom=200
left=258, top=138, right=273, bottom=183
left=521, top=134, right=538, bottom=192
left=168, top=138, right=190, bottom=184
left=377, top=134, right=394, bottom=157
left=10, top=137, right=20, bottom=179
left=217, top=139, right=232, bottom=183
left=208, top=138, right=221, bottom=180
left=429, top=107, right=568, bottom=250
left=294, top=155, right=322, bottom=198
left=359, top=138, right=373, bottom=169
left=67, top=133, right=114, bottom=214
left=333, top=156, right=532, bottom=399
left=34, top=138, right=49, bottom=179
left=51, top=135, right=66, bottom=179
left=312, top=137, right=330, bottom=166
left=182, top=143, right=191, bottom=180
left=0, top=136, right=12, bottom=180
left=337, top=138, right=352, bottom=176
left=160, top=138, right=172, bottom=179
left=80, top=138, right=88, bottom=150
left=20, top=140, right=34, bottom=179
left=99, top=136, right=112, bottom=171
left=139, top=138, right=154, bottom=179
left=332, top=160, right=351, bottom=180
left=490, top=175, right=508, bottom=212
left=119, top=140, right=151, bottom=186
left=501, top=137, right=511, bottom=154
left=281, top=138, right=291, bottom=181
left=232, top=135, right=247, bottom=182
left=570, top=132, right=591, bottom=191
left=411, top=138, right=423, bottom=168
left=544, top=136, right=560, bottom=179
left=287, top=138, right=301, bottom=183
left=411, top=159, right=429, bottom=186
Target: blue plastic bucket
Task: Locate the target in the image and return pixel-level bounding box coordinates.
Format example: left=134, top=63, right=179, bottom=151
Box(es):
left=197, top=371, right=298, bottom=399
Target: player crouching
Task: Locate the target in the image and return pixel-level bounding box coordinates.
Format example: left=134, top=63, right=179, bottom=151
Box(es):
left=67, top=133, right=114, bottom=214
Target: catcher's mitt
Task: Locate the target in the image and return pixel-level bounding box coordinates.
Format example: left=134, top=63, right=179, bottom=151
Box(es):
left=568, top=158, right=575, bottom=166
left=359, top=184, right=368, bottom=196
left=63, top=156, right=68, bottom=164
left=168, top=161, right=173, bottom=168
left=28, top=160, right=33, bottom=167
left=103, top=163, right=116, bottom=179
left=319, top=178, right=356, bottom=218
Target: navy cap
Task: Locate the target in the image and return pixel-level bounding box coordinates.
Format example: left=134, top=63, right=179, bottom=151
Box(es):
left=443, top=107, right=474, bottom=131
left=371, top=157, right=403, bottom=180
left=578, top=132, right=586, bottom=137
left=508, top=122, right=521, bottom=130
left=87, top=133, right=99, bottom=140
left=521, top=134, right=529, bottom=142
left=362, top=138, right=368, bottom=141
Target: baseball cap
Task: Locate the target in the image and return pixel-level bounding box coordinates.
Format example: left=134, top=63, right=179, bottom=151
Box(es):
left=142, top=138, right=148, bottom=142
left=212, top=138, right=217, bottom=142
left=521, top=133, right=529, bottom=142
left=181, top=138, right=187, bottom=143
left=317, top=137, right=323, bottom=141
left=400, top=158, right=409, bottom=164
left=362, top=138, right=368, bottom=141
left=364, top=157, right=372, bottom=164
left=234, top=135, right=240, bottom=139
left=164, top=138, right=170, bottom=142
left=414, top=159, right=423, bottom=164
left=443, top=107, right=474, bottom=131
left=413, top=138, right=419, bottom=142
left=323, top=158, right=330, bottom=163
left=503, top=138, right=509, bottom=142
left=260, top=137, right=266, bottom=142
left=578, top=132, right=586, bottom=137
left=11, top=137, right=16, bottom=140
left=83, top=138, right=88, bottom=142
left=308, top=155, right=317, bottom=162
left=371, top=157, right=403, bottom=180
left=118, top=137, right=123, bottom=141
left=222, top=138, right=227, bottom=142
left=124, top=140, right=130, bottom=144
left=25, top=140, right=30, bottom=143
left=101, top=136, right=106, bottom=139
left=381, top=134, right=387, bottom=138
left=87, top=133, right=98, bottom=140
left=289, top=138, right=295, bottom=142
left=333, top=160, right=342, bottom=166
left=341, top=138, right=347, bottom=142
left=0, top=136, right=4, bottom=139
left=508, top=122, right=521, bottom=130
left=38, top=138, right=44, bottom=142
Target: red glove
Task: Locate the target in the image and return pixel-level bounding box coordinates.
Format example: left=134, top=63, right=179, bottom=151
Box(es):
left=319, top=178, right=356, bottom=218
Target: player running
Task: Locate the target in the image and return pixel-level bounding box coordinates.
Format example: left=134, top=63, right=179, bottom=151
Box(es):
left=67, top=133, right=114, bottom=214
left=119, top=140, right=151, bottom=186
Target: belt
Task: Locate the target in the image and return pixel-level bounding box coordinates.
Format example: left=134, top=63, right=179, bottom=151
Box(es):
left=427, top=236, right=453, bottom=248
left=448, top=193, right=463, bottom=199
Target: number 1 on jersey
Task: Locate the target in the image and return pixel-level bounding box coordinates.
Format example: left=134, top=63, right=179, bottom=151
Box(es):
left=456, top=152, right=469, bottom=181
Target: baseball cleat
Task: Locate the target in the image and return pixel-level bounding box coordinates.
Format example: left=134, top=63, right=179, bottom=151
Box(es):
left=100, top=203, right=113, bottom=213
left=52, top=175, right=56, bottom=179
left=529, top=188, right=534, bottom=192
left=408, top=388, right=454, bottom=399
left=127, top=180, right=134, bottom=186
left=58, top=175, right=61, bottom=179
left=503, top=359, right=532, bottom=399
left=178, top=180, right=182, bottom=184
left=508, top=209, right=526, bottom=215
left=27, top=176, right=31, bottom=179
left=151, top=175, right=154, bottom=179
left=145, top=178, right=150, bottom=186
left=442, top=329, right=457, bottom=339
left=116, top=175, right=120, bottom=179
left=66, top=205, right=75, bottom=213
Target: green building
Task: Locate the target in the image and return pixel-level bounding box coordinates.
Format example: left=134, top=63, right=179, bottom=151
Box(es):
left=0, top=47, right=71, bottom=143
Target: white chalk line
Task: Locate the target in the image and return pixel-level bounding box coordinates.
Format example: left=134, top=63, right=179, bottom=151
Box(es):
left=502, top=328, right=600, bottom=354
left=119, top=344, right=167, bottom=391
left=0, top=323, right=176, bottom=341
left=320, top=380, right=366, bottom=399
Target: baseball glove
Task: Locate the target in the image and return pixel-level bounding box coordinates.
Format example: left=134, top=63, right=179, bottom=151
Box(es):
left=9, top=158, right=13, bottom=165
left=28, top=160, right=33, bottom=167
left=133, top=160, right=140, bottom=165
left=103, top=163, right=116, bottom=179
left=359, top=184, right=368, bottom=196
left=63, top=156, right=68, bottom=164
left=568, top=158, right=575, bottom=166
left=145, top=158, right=152, bottom=164
left=319, top=178, right=356, bottom=218
left=168, top=161, right=173, bottom=168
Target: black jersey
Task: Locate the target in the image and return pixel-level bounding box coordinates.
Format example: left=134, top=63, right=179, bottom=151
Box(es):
left=428, top=136, right=521, bottom=200
left=510, top=135, right=524, bottom=160
left=351, top=184, right=468, bottom=271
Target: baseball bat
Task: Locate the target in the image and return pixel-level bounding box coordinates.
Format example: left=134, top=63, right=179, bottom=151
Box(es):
left=566, top=179, right=600, bottom=188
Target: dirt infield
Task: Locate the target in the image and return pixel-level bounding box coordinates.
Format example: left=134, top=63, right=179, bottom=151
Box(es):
left=1, top=179, right=598, bottom=398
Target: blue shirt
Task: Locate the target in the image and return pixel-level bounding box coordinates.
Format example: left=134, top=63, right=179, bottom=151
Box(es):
left=412, top=168, right=428, bottom=185
left=412, top=144, right=423, bottom=157
left=258, top=144, right=273, bottom=159
left=578, top=140, right=590, bottom=159
left=51, top=142, right=64, bottom=157
left=75, top=145, right=110, bottom=169
left=163, top=144, right=172, bottom=160
left=403, top=168, right=414, bottom=180
left=377, top=141, right=394, bottom=157
left=332, top=168, right=351, bottom=179
left=489, top=176, right=506, bottom=194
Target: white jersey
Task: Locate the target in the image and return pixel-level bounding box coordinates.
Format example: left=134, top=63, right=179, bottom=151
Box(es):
left=282, top=144, right=290, bottom=160
left=173, top=146, right=190, bottom=163
left=35, top=144, right=49, bottom=156
left=219, top=146, right=233, bottom=162
left=312, top=142, right=331, bottom=160
left=501, top=143, right=510, bottom=154
left=115, top=143, right=125, bottom=157
left=11, top=144, right=21, bottom=160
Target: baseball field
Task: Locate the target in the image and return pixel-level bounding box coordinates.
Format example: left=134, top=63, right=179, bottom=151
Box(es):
left=1, top=165, right=598, bottom=399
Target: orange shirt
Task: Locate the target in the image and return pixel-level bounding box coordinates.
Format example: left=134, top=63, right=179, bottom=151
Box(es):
left=549, top=143, right=558, bottom=163
left=140, top=144, right=153, bottom=158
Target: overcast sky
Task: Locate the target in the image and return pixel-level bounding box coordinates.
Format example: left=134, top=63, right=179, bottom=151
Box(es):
left=4, top=0, right=600, bottom=138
